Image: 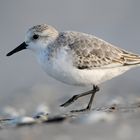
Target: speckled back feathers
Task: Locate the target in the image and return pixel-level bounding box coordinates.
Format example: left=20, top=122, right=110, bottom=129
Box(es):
left=52, top=31, right=140, bottom=69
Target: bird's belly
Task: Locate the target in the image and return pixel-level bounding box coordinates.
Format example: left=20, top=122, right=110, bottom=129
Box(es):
left=40, top=60, right=86, bottom=86
left=39, top=58, right=130, bottom=86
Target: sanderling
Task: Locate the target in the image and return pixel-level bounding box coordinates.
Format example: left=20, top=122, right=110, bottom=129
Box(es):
left=6, top=24, right=140, bottom=112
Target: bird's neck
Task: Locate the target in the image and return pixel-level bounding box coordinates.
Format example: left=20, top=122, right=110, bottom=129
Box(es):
left=37, top=44, right=56, bottom=63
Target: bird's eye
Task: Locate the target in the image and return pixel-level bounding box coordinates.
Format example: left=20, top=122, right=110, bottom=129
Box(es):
left=32, top=34, right=39, bottom=40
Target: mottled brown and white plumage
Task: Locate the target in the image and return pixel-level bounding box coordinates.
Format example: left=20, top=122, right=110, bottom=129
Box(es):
left=53, top=31, right=140, bottom=69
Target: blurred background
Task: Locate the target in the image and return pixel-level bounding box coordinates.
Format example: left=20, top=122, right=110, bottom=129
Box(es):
left=0, top=0, right=140, bottom=139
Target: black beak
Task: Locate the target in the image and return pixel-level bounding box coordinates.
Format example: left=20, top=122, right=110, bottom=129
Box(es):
left=6, top=42, right=28, bottom=56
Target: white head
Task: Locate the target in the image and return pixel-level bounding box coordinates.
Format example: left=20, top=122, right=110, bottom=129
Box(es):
left=6, top=24, right=58, bottom=56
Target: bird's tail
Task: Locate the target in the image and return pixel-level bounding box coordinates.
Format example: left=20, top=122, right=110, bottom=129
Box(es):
left=121, top=50, right=140, bottom=66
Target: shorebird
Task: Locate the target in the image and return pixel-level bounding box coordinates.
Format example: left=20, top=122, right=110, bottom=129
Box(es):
left=6, top=24, right=140, bottom=112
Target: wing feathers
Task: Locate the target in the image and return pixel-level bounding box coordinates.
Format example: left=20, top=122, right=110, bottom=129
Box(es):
left=59, top=31, right=140, bottom=69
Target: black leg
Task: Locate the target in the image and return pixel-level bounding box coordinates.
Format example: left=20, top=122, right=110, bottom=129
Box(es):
left=71, top=85, right=99, bottom=112
left=60, top=89, right=93, bottom=107
left=60, top=85, right=99, bottom=112
left=86, top=92, right=96, bottom=110
left=87, top=86, right=99, bottom=110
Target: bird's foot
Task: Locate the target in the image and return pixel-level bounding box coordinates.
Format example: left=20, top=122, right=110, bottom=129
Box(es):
left=70, top=106, right=91, bottom=113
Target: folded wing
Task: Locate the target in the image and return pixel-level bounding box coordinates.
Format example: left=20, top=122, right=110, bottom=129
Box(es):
left=65, top=32, right=140, bottom=69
